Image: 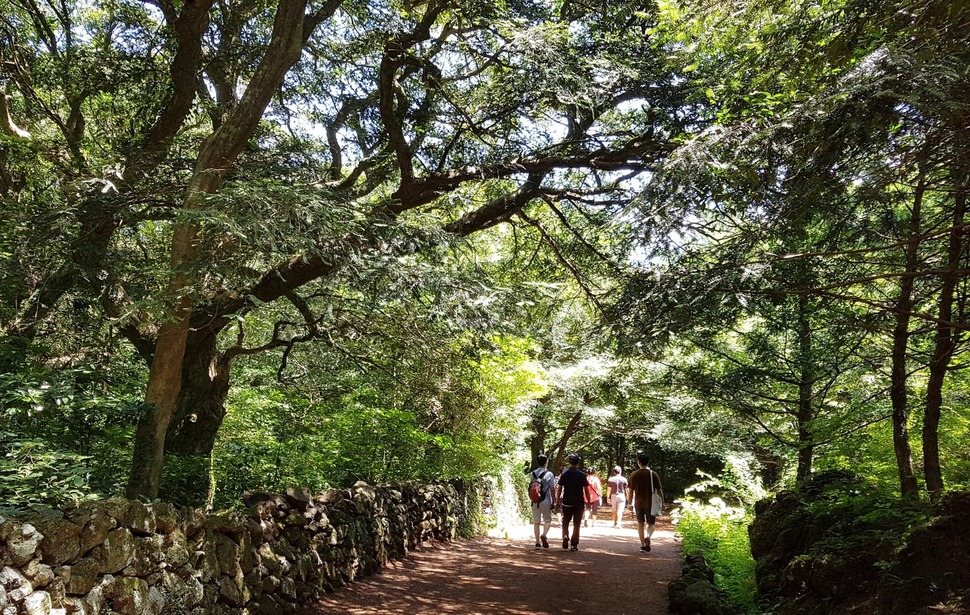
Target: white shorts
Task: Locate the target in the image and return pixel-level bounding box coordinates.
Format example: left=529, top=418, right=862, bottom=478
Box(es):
left=532, top=499, right=552, bottom=524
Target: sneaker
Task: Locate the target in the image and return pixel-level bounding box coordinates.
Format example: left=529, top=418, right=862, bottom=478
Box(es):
left=562, top=537, right=569, bottom=549
left=535, top=543, right=542, bottom=549
left=639, top=545, right=649, bottom=553
left=570, top=545, right=579, bottom=551
left=540, top=535, right=549, bottom=548
left=644, top=538, right=651, bottom=552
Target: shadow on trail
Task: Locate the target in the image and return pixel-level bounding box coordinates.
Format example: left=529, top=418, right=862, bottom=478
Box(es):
left=306, top=512, right=681, bottom=615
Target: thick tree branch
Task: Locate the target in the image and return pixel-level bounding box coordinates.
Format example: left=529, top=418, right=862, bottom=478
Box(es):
left=126, top=0, right=214, bottom=181
left=379, top=3, right=445, bottom=193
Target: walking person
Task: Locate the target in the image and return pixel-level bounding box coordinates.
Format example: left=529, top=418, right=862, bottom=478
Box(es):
left=583, top=467, right=602, bottom=527
left=556, top=452, right=589, bottom=551
left=629, top=452, right=665, bottom=552
left=530, top=454, right=555, bottom=549
left=607, top=465, right=629, bottom=528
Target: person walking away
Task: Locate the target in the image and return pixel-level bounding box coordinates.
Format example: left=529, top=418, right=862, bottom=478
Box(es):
left=583, top=467, right=602, bottom=527
left=556, top=453, right=589, bottom=551
left=530, top=454, right=555, bottom=549
left=629, top=452, right=665, bottom=552
left=607, top=465, right=629, bottom=528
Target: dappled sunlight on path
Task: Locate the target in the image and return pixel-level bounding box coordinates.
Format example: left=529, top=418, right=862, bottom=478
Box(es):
left=306, top=508, right=681, bottom=615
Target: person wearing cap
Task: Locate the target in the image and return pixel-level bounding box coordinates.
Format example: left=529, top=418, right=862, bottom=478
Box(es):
left=583, top=467, right=602, bottom=527
left=556, top=452, right=589, bottom=551
left=629, top=452, right=665, bottom=552
left=530, top=454, right=556, bottom=549
left=607, top=465, right=629, bottom=528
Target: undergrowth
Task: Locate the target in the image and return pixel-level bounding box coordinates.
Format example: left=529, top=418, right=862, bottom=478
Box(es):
left=676, top=498, right=760, bottom=614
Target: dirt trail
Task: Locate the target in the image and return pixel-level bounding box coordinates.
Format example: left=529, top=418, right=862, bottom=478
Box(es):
left=305, top=508, right=681, bottom=615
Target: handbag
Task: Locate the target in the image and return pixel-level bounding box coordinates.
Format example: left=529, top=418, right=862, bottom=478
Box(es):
left=649, top=468, right=663, bottom=517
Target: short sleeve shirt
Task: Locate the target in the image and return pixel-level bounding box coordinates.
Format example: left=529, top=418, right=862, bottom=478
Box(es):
left=608, top=474, right=628, bottom=497
left=558, top=468, right=588, bottom=508
left=629, top=468, right=660, bottom=510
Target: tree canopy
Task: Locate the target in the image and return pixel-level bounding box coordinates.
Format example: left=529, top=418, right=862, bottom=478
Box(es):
left=1, top=0, right=969, bottom=514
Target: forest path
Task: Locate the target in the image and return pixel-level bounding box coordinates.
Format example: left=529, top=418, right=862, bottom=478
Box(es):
left=305, top=507, right=681, bottom=615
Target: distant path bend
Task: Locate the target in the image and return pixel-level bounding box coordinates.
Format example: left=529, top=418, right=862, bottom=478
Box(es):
left=305, top=511, right=681, bottom=615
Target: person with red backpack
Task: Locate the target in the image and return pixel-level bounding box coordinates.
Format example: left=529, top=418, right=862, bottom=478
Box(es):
left=583, top=467, right=602, bottom=527
left=529, top=454, right=555, bottom=549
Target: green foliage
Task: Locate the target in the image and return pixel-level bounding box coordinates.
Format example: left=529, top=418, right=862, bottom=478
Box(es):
left=796, top=472, right=927, bottom=555
left=0, top=8, right=967, bottom=593
left=817, top=420, right=901, bottom=487
left=0, top=435, right=101, bottom=513
left=203, top=331, right=545, bottom=508
left=684, top=455, right=768, bottom=509
left=0, top=349, right=143, bottom=507
left=677, top=501, right=759, bottom=613
left=676, top=459, right=766, bottom=611
left=458, top=480, right=488, bottom=539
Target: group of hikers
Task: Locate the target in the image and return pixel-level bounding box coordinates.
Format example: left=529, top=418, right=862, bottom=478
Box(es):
left=529, top=452, right=664, bottom=553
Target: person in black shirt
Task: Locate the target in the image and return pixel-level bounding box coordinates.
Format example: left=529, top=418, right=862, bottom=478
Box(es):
left=556, top=452, right=589, bottom=551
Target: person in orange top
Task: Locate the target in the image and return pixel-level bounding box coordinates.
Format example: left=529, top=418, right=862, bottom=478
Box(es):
left=583, top=467, right=602, bottom=527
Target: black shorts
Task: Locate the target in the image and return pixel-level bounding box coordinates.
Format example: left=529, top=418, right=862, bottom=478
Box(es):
left=635, top=506, right=657, bottom=524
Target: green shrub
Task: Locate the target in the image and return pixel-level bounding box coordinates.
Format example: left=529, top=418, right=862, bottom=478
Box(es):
left=0, top=435, right=101, bottom=513
left=676, top=499, right=759, bottom=613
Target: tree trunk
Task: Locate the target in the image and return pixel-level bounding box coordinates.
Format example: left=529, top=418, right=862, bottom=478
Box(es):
left=610, top=434, right=627, bottom=472
left=549, top=410, right=583, bottom=473
left=529, top=416, right=547, bottom=467
left=125, top=308, right=194, bottom=499
left=890, top=177, right=925, bottom=501
left=923, top=173, right=966, bottom=502
left=124, top=0, right=318, bottom=500
left=795, top=292, right=815, bottom=482
left=166, top=325, right=232, bottom=456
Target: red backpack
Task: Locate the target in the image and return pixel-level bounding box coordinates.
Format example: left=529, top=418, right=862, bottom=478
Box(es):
left=529, top=469, right=551, bottom=503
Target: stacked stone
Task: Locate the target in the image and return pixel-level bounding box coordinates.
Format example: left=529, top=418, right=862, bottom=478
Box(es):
left=0, top=481, right=467, bottom=615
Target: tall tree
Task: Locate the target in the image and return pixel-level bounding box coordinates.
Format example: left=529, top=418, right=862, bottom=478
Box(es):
left=1, top=0, right=684, bottom=499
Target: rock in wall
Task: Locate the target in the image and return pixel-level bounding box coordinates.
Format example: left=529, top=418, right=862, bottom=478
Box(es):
left=0, top=480, right=470, bottom=615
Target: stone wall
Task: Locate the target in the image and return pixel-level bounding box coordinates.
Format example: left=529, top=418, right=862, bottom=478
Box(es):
left=0, top=481, right=470, bottom=615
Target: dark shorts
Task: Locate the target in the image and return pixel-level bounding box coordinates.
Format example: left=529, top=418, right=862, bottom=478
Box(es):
left=635, top=506, right=657, bottom=525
